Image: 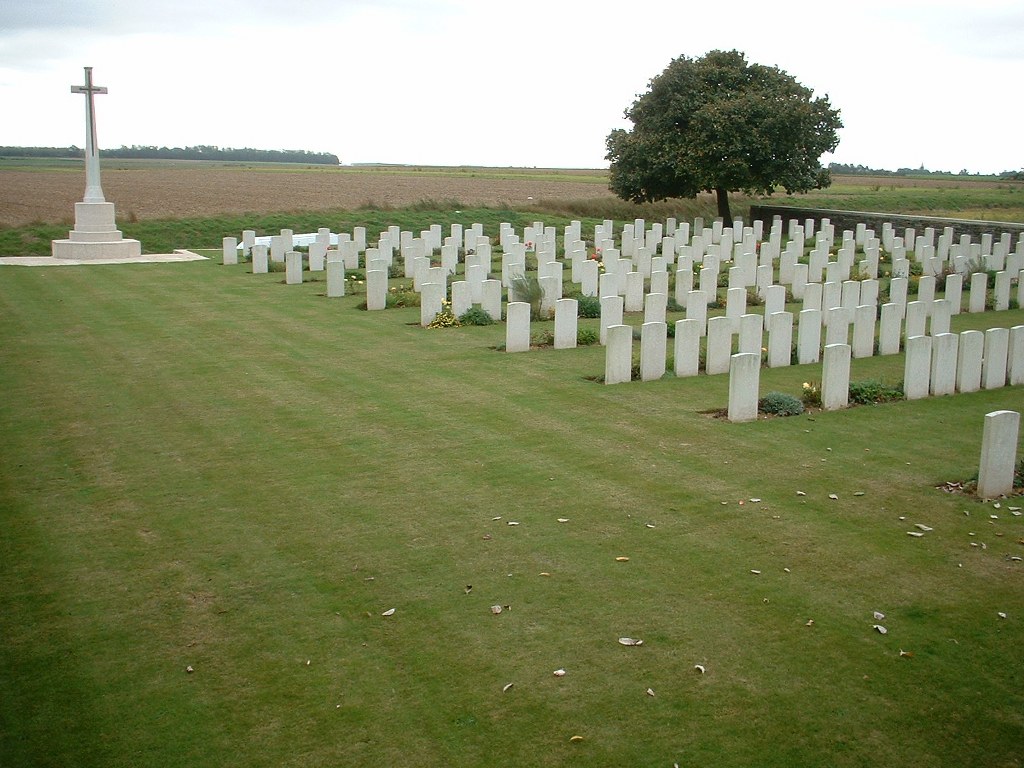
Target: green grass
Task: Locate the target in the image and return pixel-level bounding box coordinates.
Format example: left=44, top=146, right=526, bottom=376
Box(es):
left=762, top=183, right=1024, bottom=223
left=2, top=228, right=1024, bottom=768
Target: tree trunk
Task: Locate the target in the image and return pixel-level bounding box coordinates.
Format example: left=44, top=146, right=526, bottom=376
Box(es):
left=715, top=187, right=733, bottom=227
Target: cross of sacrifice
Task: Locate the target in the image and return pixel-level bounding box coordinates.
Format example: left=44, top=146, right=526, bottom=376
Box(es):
left=71, top=66, right=108, bottom=204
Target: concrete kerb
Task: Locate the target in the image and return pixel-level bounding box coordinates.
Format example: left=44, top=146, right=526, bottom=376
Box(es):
left=0, top=250, right=209, bottom=266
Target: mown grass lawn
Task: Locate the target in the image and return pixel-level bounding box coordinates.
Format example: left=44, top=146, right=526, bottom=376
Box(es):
left=1, top=253, right=1023, bottom=768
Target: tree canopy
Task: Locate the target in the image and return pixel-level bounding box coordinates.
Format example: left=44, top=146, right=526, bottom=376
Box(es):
left=605, top=50, right=842, bottom=225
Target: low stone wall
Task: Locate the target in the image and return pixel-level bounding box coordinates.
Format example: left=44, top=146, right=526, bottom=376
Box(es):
left=747, top=205, right=1024, bottom=242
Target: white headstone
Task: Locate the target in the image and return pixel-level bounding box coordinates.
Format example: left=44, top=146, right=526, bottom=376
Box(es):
left=977, top=410, right=1021, bottom=499
left=982, top=327, right=1010, bottom=389
left=251, top=243, right=269, bottom=274
left=605, top=324, right=633, bottom=384
left=420, top=282, right=444, bottom=327
left=285, top=251, right=303, bottom=284
left=822, top=343, right=851, bottom=410
left=1009, top=325, right=1024, bottom=386
left=600, top=295, right=624, bottom=345
left=674, top=318, right=701, bottom=377
left=852, top=304, right=875, bottom=359
left=930, top=333, right=959, bottom=395
left=640, top=322, right=667, bottom=381
left=222, top=236, right=238, bottom=266
left=969, top=272, right=988, bottom=313
left=728, top=353, right=760, bottom=423
left=797, top=308, right=822, bottom=365
left=366, top=269, right=387, bottom=310
left=505, top=302, right=531, bottom=353
left=706, top=316, right=734, bottom=375
left=878, top=303, right=902, bottom=355
left=326, top=255, right=345, bottom=297
left=767, top=311, right=793, bottom=368
left=554, top=299, right=578, bottom=349
left=904, top=335, right=933, bottom=399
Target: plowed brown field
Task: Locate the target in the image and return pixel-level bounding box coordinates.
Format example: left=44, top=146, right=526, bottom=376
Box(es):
left=0, top=167, right=616, bottom=227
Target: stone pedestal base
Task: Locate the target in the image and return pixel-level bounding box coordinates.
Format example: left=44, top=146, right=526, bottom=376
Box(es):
left=51, top=201, right=142, bottom=259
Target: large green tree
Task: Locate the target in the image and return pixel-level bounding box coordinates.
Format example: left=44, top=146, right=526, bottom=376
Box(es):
left=606, top=50, right=842, bottom=225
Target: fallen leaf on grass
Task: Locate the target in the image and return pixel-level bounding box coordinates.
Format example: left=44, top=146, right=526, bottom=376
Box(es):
left=502, top=682, right=514, bottom=693
left=873, top=625, right=888, bottom=634
left=646, top=688, right=655, bottom=697
left=907, top=531, right=925, bottom=537
left=915, top=524, right=933, bottom=531
left=829, top=494, right=839, bottom=500
left=615, top=556, right=630, bottom=562
left=507, top=521, right=520, bottom=526
left=553, top=669, right=566, bottom=677
left=694, top=664, right=706, bottom=674
left=874, top=611, right=886, bottom=620
left=569, top=735, right=583, bottom=742
left=618, top=637, right=643, bottom=646
left=557, top=518, right=569, bottom=523
left=998, top=612, right=1008, bottom=619
left=899, top=649, right=913, bottom=658
left=490, top=605, right=502, bottom=615
left=382, top=608, right=395, bottom=616
left=805, top=619, right=814, bottom=627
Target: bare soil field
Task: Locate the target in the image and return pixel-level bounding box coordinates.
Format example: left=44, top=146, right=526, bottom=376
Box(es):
left=0, top=167, right=617, bottom=227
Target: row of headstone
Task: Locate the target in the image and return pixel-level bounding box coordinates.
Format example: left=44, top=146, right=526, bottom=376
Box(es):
left=226, top=219, right=1024, bottom=356
left=902, top=326, right=1024, bottom=398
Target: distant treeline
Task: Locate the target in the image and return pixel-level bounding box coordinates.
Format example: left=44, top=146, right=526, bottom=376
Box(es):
left=0, top=145, right=340, bottom=165
left=829, top=162, right=1023, bottom=180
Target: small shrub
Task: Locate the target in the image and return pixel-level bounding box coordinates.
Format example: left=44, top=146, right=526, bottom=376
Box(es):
left=666, top=298, right=685, bottom=313
left=387, top=283, right=420, bottom=308
left=531, top=329, right=554, bottom=347
left=848, top=379, right=903, bottom=405
left=801, top=381, right=822, bottom=407
left=458, top=306, right=494, bottom=326
left=577, top=295, right=602, bottom=318
left=427, top=307, right=460, bottom=329
left=745, top=289, right=764, bottom=307
left=576, top=328, right=599, bottom=345
left=758, top=392, right=805, bottom=417
left=509, top=273, right=545, bottom=321
left=388, top=264, right=403, bottom=279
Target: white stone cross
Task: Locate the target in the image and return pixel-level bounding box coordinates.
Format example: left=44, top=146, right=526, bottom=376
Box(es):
left=71, top=66, right=108, bottom=204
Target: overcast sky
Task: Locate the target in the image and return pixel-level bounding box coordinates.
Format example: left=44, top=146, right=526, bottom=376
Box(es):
left=1, top=0, right=1021, bottom=173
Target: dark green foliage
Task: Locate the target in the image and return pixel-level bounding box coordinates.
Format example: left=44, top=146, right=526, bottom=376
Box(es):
left=758, top=392, right=805, bottom=416
left=606, top=49, right=842, bottom=224
left=458, top=306, right=494, bottom=326
left=576, top=328, right=599, bottom=345
left=508, top=274, right=546, bottom=321
left=666, top=298, right=685, bottom=313
left=386, top=284, right=420, bottom=308
left=848, top=379, right=904, bottom=405
left=576, top=295, right=602, bottom=318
